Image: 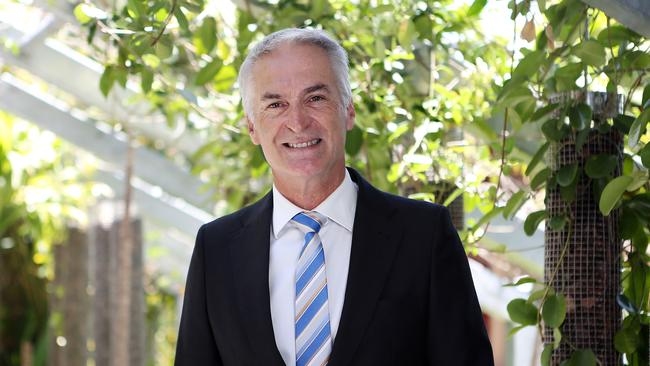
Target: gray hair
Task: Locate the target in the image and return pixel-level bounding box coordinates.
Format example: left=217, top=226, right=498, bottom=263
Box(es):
left=237, top=28, right=352, bottom=118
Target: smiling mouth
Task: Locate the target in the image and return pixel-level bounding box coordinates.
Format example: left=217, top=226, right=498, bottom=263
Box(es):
left=283, top=138, right=322, bottom=148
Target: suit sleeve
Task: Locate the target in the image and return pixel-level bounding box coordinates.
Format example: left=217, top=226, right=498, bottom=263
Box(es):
left=427, top=207, right=494, bottom=365
left=174, top=224, right=224, bottom=366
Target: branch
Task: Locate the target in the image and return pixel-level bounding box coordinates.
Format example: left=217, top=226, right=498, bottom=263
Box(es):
left=151, top=0, right=177, bottom=46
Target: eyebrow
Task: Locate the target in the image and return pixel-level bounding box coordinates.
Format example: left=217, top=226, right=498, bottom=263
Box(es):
left=304, top=83, right=329, bottom=94
left=260, top=83, right=330, bottom=101
left=261, top=92, right=282, bottom=100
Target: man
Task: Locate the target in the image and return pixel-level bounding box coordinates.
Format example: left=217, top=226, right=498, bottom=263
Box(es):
left=175, top=28, right=493, bottom=366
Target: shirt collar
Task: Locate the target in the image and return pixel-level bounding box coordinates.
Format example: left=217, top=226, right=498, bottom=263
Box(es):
left=272, top=169, right=358, bottom=238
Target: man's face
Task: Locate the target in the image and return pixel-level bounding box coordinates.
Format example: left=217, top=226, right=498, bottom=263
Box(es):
left=246, top=43, right=355, bottom=185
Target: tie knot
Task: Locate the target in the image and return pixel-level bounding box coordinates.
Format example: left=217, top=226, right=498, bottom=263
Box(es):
left=291, top=211, right=326, bottom=234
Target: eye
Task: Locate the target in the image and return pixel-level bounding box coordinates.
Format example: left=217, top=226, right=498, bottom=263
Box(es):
left=267, top=102, right=282, bottom=109
left=308, top=95, right=325, bottom=102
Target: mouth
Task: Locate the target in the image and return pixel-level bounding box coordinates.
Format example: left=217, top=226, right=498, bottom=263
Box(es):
left=283, top=138, right=322, bottom=149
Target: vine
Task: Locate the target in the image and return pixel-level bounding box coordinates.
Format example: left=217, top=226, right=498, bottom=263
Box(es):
left=500, top=0, right=649, bottom=365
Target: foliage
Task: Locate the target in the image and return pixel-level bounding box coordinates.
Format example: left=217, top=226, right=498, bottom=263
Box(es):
left=497, top=0, right=649, bottom=364
left=145, top=276, right=179, bottom=366
left=73, top=0, right=509, bottom=228
left=0, top=113, right=96, bottom=366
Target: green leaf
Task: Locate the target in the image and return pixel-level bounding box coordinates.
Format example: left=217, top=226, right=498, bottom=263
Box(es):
left=642, top=84, right=650, bottom=108
left=554, top=63, right=583, bottom=79
left=309, top=0, right=329, bottom=18
left=397, top=19, right=416, bottom=50
left=585, top=154, right=617, bottom=179
left=561, top=349, right=597, bottom=366
left=560, top=176, right=578, bottom=202
left=503, top=191, right=527, bottom=219
left=569, top=103, right=591, bottom=130
left=73, top=4, right=92, bottom=24
left=127, top=0, right=146, bottom=19
left=549, top=215, right=567, bottom=230
left=541, top=344, right=553, bottom=366
left=507, top=298, right=538, bottom=326
left=599, top=175, right=633, bottom=216
left=114, top=67, right=127, bottom=87
left=413, top=14, right=433, bottom=42
left=542, top=293, right=566, bottom=328
left=508, top=324, right=527, bottom=336
left=529, top=288, right=547, bottom=302
left=531, top=168, right=550, bottom=190
left=140, top=68, right=153, bottom=93
left=99, top=65, right=115, bottom=97
left=638, top=143, right=650, bottom=169
left=214, top=65, right=237, bottom=92
left=628, top=108, right=650, bottom=148
left=554, top=62, right=583, bottom=87
left=614, top=327, right=640, bottom=354
left=442, top=188, right=463, bottom=207
left=613, top=114, right=635, bottom=133
left=199, top=17, right=217, bottom=54
left=345, top=125, right=363, bottom=156
left=526, top=142, right=549, bottom=176
left=575, top=128, right=590, bottom=153
left=142, top=54, right=160, bottom=68
left=542, top=119, right=569, bottom=141
left=596, top=25, right=640, bottom=45
left=195, top=59, right=222, bottom=86
left=472, top=206, right=503, bottom=230
left=512, top=50, right=545, bottom=80
left=504, top=276, right=538, bottom=287
left=155, top=37, right=173, bottom=59
left=530, top=103, right=559, bottom=124
left=573, top=40, right=606, bottom=67
left=468, top=0, right=487, bottom=16
left=557, top=163, right=578, bottom=187
left=174, top=7, right=189, bottom=32
left=626, top=170, right=648, bottom=192
left=524, top=210, right=546, bottom=236
left=553, top=327, right=562, bottom=349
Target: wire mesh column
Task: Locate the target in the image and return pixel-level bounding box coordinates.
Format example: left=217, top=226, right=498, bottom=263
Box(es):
left=543, top=91, right=623, bottom=365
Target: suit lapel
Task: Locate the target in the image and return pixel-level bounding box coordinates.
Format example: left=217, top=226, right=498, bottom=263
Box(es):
left=228, top=192, right=286, bottom=365
left=329, top=169, right=403, bottom=366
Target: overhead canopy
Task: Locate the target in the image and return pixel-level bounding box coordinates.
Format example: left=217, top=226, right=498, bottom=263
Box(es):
left=582, top=0, right=650, bottom=38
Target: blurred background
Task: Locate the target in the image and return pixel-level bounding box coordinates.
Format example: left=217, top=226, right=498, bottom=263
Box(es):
left=1, top=0, right=648, bottom=365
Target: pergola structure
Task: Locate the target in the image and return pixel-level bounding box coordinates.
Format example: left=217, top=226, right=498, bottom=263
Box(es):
left=0, top=0, right=219, bottom=288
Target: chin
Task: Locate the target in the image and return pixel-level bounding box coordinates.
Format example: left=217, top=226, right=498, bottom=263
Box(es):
left=276, top=162, right=330, bottom=179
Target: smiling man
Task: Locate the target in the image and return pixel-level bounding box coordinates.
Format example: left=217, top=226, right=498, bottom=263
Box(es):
left=175, top=28, right=494, bottom=366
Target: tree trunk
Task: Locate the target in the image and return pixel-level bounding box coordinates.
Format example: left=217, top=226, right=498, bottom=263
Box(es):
left=92, top=223, right=111, bottom=366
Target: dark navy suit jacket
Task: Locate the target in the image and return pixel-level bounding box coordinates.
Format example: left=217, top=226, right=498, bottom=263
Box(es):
left=175, top=168, right=494, bottom=365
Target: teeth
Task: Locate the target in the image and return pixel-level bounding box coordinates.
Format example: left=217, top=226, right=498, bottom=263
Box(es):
left=287, top=139, right=320, bottom=148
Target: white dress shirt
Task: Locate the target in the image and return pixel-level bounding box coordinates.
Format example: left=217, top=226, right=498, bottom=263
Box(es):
left=269, top=170, right=358, bottom=366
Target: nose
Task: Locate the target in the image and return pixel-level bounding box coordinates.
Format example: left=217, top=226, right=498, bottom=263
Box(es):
left=285, top=105, right=310, bottom=132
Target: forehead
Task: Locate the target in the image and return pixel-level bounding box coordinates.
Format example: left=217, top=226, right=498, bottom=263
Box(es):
left=250, top=43, right=336, bottom=94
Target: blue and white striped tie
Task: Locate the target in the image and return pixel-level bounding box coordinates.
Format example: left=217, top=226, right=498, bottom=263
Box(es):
left=292, top=212, right=332, bottom=366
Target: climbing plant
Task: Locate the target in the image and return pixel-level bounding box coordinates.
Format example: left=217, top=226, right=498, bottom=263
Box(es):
left=495, top=0, right=649, bottom=365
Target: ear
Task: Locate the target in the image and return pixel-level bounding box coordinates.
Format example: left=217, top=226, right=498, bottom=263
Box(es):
left=247, top=116, right=260, bottom=145
left=345, top=102, right=356, bottom=131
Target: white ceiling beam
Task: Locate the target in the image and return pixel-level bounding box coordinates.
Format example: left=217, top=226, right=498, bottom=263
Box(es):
left=0, top=17, right=205, bottom=156
left=0, top=73, right=216, bottom=212
left=92, top=166, right=211, bottom=239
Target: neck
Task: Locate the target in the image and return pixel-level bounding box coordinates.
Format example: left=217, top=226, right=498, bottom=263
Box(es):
left=273, top=168, right=346, bottom=210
